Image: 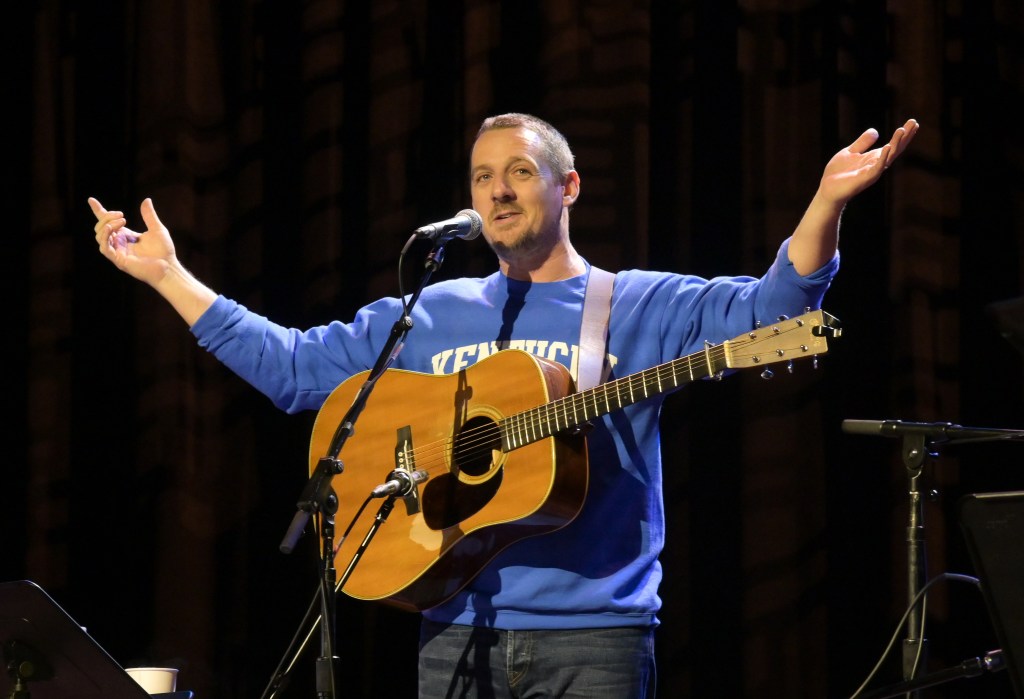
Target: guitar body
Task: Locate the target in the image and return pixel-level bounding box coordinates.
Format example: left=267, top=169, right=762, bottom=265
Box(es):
left=309, top=349, right=589, bottom=612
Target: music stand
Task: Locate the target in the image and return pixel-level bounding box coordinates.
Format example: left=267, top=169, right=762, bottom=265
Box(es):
left=0, top=579, right=158, bottom=698
left=958, top=492, right=1024, bottom=698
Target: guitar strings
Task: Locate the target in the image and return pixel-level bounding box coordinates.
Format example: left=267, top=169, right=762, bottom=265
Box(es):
left=391, top=324, right=814, bottom=478
left=401, top=343, right=735, bottom=475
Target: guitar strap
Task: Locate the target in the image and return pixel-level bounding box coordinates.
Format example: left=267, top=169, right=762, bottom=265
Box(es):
left=576, top=266, right=615, bottom=390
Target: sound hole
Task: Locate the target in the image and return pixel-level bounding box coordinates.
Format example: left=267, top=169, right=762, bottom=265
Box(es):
left=454, top=415, right=502, bottom=477
left=421, top=415, right=503, bottom=530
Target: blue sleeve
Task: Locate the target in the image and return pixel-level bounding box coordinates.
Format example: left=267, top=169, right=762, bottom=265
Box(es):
left=611, top=237, right=839, bottom=364
left=696, top=236, right=837, bottom=350
left=689, top=237, right=837, bottom=349
left=749, top=236, right=838, bottom=323
left=190, top=295, right=398, bottom=413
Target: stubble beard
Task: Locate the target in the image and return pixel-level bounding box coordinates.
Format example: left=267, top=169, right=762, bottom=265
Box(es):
left=487, top=226, right=551, bottom=267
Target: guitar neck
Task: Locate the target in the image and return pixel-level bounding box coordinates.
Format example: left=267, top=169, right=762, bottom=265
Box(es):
left=500, top=344, right=724, bottom=451
left=499, top=308, right=839, bottom=451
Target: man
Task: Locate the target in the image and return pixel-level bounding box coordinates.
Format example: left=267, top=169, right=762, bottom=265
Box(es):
left=90, top=112, right=918, bottom=697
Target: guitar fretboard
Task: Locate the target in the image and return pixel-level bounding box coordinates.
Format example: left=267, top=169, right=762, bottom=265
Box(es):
left=500, top=343, right=729, bottom=450
left=497, top=308, right=838, bottom=451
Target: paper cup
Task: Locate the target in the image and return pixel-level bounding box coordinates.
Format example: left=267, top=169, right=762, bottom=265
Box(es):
left=125, top=667, right=178, bottom=694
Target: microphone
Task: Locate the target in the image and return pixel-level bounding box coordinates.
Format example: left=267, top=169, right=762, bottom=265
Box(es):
left=414, top=209, right=483, bottom=243
left=371, top=469, right=429, bottom=498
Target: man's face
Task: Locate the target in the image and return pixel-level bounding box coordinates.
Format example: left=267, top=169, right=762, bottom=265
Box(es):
left=469, top=126, right=567, bottom=260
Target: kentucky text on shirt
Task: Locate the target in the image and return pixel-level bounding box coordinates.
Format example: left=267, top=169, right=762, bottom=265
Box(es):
left=430, top=339, right=619, bottom=379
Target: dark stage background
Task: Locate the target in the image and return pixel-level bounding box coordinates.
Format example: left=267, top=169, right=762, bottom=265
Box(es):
left=5, top=1, right=1024, bottom=697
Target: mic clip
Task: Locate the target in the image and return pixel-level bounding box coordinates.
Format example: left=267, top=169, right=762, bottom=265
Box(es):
left=371, top=468, right=429, bottom=499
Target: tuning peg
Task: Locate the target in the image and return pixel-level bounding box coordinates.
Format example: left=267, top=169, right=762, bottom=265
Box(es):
left=761, top=369, right=774, bottom=380
left=777, top=314, right=789, bottom=321
left=786, top=360, right=794, bottom=374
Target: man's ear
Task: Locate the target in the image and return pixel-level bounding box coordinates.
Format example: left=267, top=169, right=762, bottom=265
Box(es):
left=562, top=170, right=581, bottom=207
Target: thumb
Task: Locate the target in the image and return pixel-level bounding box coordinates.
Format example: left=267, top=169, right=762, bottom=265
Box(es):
left=139, top=197, right=164, bottom=231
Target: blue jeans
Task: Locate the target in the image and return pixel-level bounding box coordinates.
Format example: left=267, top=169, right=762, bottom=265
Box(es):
left=417, top=620, right=656, bottom=698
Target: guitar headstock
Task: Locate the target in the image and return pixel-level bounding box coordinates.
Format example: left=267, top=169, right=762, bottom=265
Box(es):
left=724, top=309, right=841, bottom=370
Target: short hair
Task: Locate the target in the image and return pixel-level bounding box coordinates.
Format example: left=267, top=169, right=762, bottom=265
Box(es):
left=476, top=113, right=576, bottom=179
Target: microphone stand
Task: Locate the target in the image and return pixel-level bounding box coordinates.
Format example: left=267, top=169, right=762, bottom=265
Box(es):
left=314, top=490, right=339, bottom=699
left=899, top=429, right=929, bottom=696
left=261, top=237, right=451, bottom=699
left=260, top=492, right=408, bottom=699
left=842, top=419, right=1024, bottom=698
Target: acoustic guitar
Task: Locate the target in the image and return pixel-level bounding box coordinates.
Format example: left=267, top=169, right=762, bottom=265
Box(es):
left=308, top=308, right=841, bottom=611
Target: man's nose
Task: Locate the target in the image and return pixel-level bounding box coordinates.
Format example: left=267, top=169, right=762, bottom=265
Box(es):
left=491, top=177, right=515, bottom=201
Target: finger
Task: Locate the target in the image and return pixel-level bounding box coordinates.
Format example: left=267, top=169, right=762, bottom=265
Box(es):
left=878, top=143, right=894, bottom=171
left=87, top=197, right=107, bottom=216
left=884, top=119, right=919, bottom=166
left=884, top=129, right=906, bottom=167
left=95, top=218, right=127, bottom=248
left=849, top=127, right=880, bottom=154
left=88, top=197, right=125, bottom=231
left=97, top=218, right=115, bottom=251
left=896, top=119, right=920, bottom=154
left=93, top=213, right=126, bottom=237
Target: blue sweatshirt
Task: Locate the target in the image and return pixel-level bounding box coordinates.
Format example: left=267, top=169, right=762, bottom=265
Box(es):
left=191, top=237, right=837, bottom=630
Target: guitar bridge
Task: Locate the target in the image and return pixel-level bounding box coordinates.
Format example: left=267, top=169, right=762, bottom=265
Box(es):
left=395, top=425, right=422, bottom=515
